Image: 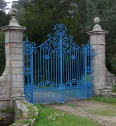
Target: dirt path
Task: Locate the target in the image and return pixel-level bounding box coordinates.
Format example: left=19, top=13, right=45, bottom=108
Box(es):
left=51, top=100, right=116, bottom=126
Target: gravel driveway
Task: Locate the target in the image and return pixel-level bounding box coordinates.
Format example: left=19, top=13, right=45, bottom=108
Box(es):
left=51, top=100, right=116, bottom=126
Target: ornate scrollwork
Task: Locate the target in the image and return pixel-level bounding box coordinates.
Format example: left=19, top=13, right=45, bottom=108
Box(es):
left=37, top=81, right=57, bottom=88
left=24, top=37, right=37, bottom=54
left=24, top=86, right=32, bottom=102
left=38, top=23, right=81, bottom=56
left=24, top=68, right=31, bottom=75
left=24, top=23, right=82, bottom=57
left=24, top=40, right=32, bottom=54
left=53, top=23, right=68, bottom=37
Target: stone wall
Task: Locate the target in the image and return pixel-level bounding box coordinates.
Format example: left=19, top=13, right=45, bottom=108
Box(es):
left=0, top=68, right=11, bottom=109
left=11, top=99, right=38, bottom=126
left=105, top=71, right=116, bottom=86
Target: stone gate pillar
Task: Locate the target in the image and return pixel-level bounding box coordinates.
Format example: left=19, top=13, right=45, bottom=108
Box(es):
left=87, top=17, right=108, bottom=95
left=0, top=8, right=26, bottom=109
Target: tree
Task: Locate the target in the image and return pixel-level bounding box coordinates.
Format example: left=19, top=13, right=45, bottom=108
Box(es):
left=0, top=0, right=6, bottom=12
left=84, top=0, right=116, bottom=74
left=0, top=10, right=10, bottom=27
left=0, top=31, right=5, bottom=75
left=12, top=0, right=116, bottom=74
left=0, top=11, right=10, bottom=75
left=21, top=0, right=85, bottom=45
left=12, top=0, right=29, bottom=22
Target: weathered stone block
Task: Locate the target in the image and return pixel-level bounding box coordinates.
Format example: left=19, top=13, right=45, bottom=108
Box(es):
left=5, top=46, right=10, bottom=55
left=90, top=34, right=106, bottom=45
left=13, top=43, right=23, bottom=48
left=12, top=61, right=23, bottom=67
left=12, top=68, right=23, bottom=74
left=4, top=30, right=24, bottom=43
left=16, top=75, right=23, bottom=82
left=11, top=48, right=23, bottom=54
left=12, top=87, right=24, bottom=95
left=12, top=75, right=17, bottom=81
left=96, top=48, right=105, bottom=54
left=12, top=82, right=23, bottom=88
left=0, top=101, right=10, bottom=110
left=11, top=54, right=23, bottom=61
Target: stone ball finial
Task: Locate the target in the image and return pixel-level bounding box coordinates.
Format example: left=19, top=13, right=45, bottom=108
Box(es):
left=9, top=8, right=18, bottom=16
left=94, top=17, right=100, bottom=24
left=8, top=8, right=20, bottom=26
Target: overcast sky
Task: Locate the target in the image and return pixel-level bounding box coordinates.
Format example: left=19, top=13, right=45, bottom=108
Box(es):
left=5, top=0, right=18, bottom=8
left=5, top=0, right=18, bottom=14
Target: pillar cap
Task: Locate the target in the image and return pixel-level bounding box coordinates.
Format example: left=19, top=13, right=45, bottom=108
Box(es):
left=1, top=8, right=26, bottom=31
left=92, top=17, right=103, bottom=31
left=1, top=25, right=26, bottom=32
left=87, top=17, right=108, bottom=35
left=94, top=17, right=101, bottom=25
left=8, top=8, right=20, bottom=27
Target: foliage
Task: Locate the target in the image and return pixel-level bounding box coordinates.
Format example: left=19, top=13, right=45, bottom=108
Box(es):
left=0, top=11, right=10, bottom=75
left=21, top=0, right=116, bottom=74
left=10, top=101, right=38, bottom=126
left=12, top=0, right=29, bottom=22
left=0, top=10, right=10, bottom=27
left=0, top=0, right=116, bottom=74
left=34, top=104, right=101, bottom=126
left=0, top=0, right=6, bottom=12
left=84, top=0, right=116, bottom=74
left=1, top=107, right=15, bottom=114
left=88, top=96, right=116, bottom=105
left=0, top=107, right=14, bottom=125
left=0, top=31, right=5, bottom=76
left=112, top=84, right=116, bottom=92
left=21, top=0, right=86, bottom=45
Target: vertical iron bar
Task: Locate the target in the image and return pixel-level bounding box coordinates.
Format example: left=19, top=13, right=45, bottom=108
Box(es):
left=48, top=52, right=49, bottom=82
left=38, top=48, right=40, bottom=84
left=68, top=53, right=69, bottom=81
left=66, top=53, right=67, bottom=83
left=53, top=53, right=55, bottom=83
left=35, top=51, right=36, bottom=86
left=40, top=49, right=42, bottom=82
left=30, top=49, right=34, bottom=103
left=75, top=50, right=77, bottom=83
left=43, top=49, right=44, bottom=83
left=60, top=36, right=62, bottom=85
left=56, top=53, right=57, bottom=84
left=59, top=35, right=63, bottom=86
left=51, top=53, right=52, bottom=84
left=59, top=35, right=63, bottom=103
left=84, top=47, right=87, bottom=98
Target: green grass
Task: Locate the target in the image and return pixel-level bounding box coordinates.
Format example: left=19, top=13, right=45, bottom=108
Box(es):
left=88, top=109, right=116, bottom=117
left=88, top=96, right=116, bottom=105
left=34, top=104, right=101, bottom=126
left=112, top=84, right=116, bottom=92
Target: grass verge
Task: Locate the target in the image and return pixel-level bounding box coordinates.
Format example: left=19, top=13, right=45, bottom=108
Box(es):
left=88, top=96, right=116, bottom=105
left=34, top=104, right=101, bottom=126
left=88, top=109, right=116, bottom=117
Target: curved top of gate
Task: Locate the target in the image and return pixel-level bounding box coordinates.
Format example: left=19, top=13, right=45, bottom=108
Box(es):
left=24, top=23, right=92, bottom=55
left=39, top=23, right=80, bottom=54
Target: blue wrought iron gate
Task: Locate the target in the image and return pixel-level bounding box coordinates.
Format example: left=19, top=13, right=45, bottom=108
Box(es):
left=24, top=23, right=94, bottom=104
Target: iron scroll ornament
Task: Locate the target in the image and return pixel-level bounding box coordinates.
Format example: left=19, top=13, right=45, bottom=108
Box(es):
left=36, top=23, right=80, bottom=56
left=24, top=23, right=82, bottom=56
